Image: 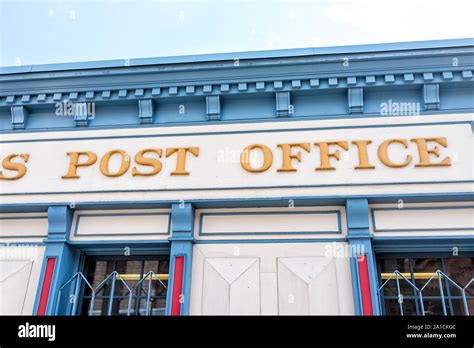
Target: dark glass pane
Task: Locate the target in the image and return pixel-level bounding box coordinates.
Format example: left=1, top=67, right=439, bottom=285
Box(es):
left=379, top=258, right=413, bottom=297
left=90, top=297, right=105, bottom=316
left=144, top=260, right=158, bottom=274
left=443, top=258, right=474, bottom=290
left=158, top=260, right=169, bottom=274
left=450, top=299, right=469, bottom=316
left=468, top=299, right=474, bottom=316
left=422, top=299, right=448, bottom=316
left=383, top=299, right=418, bottom=316
left=380, top=258, right=414, bottom=296
left=90, top=261, right=108, bottom=287
left=413, top=258, right=442, bottom=296
left=379, top=258, right=410, bottom=273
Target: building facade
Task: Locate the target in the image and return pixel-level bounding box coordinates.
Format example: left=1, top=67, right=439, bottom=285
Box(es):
left=0, top=39, right=473, bottom=316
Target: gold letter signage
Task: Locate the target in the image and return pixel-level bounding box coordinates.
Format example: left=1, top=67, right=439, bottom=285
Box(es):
left=0, top=137, right=453, bottom=181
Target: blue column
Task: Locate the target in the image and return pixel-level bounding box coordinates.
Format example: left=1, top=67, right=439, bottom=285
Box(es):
left=34, top=206, right=77, bottom=315
left=346, top=199, right=380, bottom=315
left=166, top=203, right=194, bottom=315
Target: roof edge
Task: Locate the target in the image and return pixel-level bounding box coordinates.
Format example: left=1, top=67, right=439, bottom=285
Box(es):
left=1, top=38, right=473, bottom=75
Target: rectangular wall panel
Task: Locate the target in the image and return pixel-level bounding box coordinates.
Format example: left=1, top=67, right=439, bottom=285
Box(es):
left=201, top=211, right=340, bottom=235
left=372, top=206, right=474, bottom=234
left=71, top=209, right=171, bottom=241
left=0, top=214, right=48, bottom=242
left=195, top=207, right=346, bottom=241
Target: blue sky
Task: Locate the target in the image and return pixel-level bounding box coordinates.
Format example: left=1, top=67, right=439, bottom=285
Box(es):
left=1, top=0, right=473, bottom=67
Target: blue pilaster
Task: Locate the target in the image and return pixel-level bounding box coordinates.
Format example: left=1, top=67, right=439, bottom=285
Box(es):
left=166, top=202, right=194, bottom=315
left=346, top=199, right=380, bottom=315
left=34, top=206, right=77, bottom=315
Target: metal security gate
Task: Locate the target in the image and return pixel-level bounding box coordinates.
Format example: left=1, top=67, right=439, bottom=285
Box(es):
left=378, top=270, right=474, bottom=316
left=56, top=271, right=168, bottom=316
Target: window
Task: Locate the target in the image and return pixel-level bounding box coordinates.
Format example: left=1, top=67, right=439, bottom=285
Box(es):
left=76, top=255, right=170, bottom=316
left=377, top=254, right=474, bottom=316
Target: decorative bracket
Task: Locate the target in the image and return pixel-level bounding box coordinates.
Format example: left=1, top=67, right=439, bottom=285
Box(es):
left=74, top=111, right=88, bottom=127
left=423, top=83, right=440, bottom=110
left=11, top=105, right=28, bottom=129
left=138, top=99, right=154, bottom=124
left=348, top=87, right=364, bottom=114
left=206, top=95, right=220, bottom=120
left=276, top=91, right=291, bottom=117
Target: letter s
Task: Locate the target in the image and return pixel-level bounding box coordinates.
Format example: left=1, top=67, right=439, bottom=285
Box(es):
left=0, top=153, right=30, bottom=180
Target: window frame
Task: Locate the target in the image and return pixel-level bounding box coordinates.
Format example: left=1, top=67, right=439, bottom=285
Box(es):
left=78, top=254, right=170, bottom=316
left=56, top=244, right=171, bottom=316
left=375, top=251, right=474, bottom=316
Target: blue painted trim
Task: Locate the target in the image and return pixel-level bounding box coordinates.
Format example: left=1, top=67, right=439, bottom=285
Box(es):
left=0, top=120, right=470, bottom=144
left=0, top=192, right=472, bottom=213
left=0, top=216, right=46, bottom=220
left=372, top=235, right=474, bottom=253
left=371, top=206, right=474, bottom=232
left=0, top=216, right=47, bottom=238
left=198, top=210, right=342, bottom=236
left=73, top=212, right=171, bottom=237
left=67, top=239, right=171, bottom=246
left=194, top=238, right=347, bottom=244
left=0, top=235, right=46, bottom=239
left=0, top=110, right=472, bottom=135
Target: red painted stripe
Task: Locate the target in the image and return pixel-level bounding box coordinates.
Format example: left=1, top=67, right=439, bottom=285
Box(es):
left=357, top=255, right=373, bottom=315
left=171, top=256, right=184, bottom=316
left=37, top=258, right=56, bottom=316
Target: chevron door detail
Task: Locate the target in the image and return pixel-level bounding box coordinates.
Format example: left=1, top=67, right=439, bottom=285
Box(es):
left=277, top=257, right=339, bottom=315
left=0, top=259, right=33, bottom=314
left=202, top=258, right=260, bottom=315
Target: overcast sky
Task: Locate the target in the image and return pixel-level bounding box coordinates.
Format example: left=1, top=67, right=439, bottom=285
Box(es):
left=1, top=0, right=473, bottom=67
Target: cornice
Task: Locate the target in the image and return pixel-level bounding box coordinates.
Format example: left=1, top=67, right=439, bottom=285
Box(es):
left=0, top=39, right=472, bottom=130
